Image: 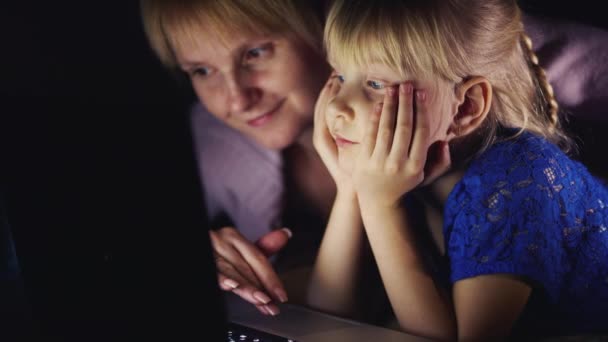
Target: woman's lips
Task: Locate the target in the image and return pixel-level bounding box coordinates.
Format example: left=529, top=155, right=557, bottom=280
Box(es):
left=335, top=136, right=358, bottom=148
left=247, top=100, right=285, bottom=127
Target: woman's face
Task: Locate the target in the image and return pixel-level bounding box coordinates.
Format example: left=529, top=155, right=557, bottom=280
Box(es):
left=326, top=61, right=458, bottom=173
left=174, top=28, right=329, bottom=150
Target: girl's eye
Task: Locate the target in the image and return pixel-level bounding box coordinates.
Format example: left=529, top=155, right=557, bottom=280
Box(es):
left=335, top=74, right=345, bottom=83
left=367, top=80, right=385, bottom=90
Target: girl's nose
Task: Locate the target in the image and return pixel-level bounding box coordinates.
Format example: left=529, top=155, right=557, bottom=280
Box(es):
left=327, top=94, right=355, bottom=122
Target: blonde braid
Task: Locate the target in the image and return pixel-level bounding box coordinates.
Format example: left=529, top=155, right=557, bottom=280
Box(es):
left=521, top=33, right=560, bottom=127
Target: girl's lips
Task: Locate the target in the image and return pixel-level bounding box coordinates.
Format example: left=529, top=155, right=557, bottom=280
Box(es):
left=335, top=136, right=358, bottom=148
left=247, top=100, right=285, bottom=127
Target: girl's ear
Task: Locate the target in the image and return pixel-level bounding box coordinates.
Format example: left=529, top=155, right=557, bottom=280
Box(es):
left=450, top=76, right=492, bottom=137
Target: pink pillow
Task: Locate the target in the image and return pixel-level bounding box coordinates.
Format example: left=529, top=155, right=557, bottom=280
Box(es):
left=524, top=14, right=608, bottom=122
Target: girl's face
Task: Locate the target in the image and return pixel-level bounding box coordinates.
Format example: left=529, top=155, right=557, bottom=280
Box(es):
left=326, top=61, right=458, bottom=173
left=175, top=28, right=329, bottom=150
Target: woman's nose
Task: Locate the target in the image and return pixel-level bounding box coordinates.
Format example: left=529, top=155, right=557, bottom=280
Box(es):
left=226, top=72, right=261, bottom=114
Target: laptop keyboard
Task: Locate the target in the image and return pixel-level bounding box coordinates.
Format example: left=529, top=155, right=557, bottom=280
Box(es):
left=227, top=322, right=296, bottom=342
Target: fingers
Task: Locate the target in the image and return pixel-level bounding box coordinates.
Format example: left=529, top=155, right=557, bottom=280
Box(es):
left=233, top=237, right=289, bottom=303
left=216, top=263, right=244, bottom=291
left=373, top=86, right=398, bottom=160
left=362, top=102, right=382, bottom=158
left=255, top=228, right=292, bottom=257
left=217, top=261, right=281, bottom=316
left=210, top=230, right=263, bottom=289
left=211, top=227, right=286, bottom=316
left=388, top=83, right=414, bottom=166
left=408, top=89, right=431, bottom=171
left=256, top=303, right=281, bottom=316
left=216, top=263, right=271, bottom=305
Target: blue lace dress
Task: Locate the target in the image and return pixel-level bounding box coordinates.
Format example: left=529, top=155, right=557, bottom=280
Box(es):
left=444, top=130, right=608, bottom=335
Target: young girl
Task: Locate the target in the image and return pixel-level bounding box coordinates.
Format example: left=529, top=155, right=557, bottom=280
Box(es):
left=308, top=0, right=608, bottom=339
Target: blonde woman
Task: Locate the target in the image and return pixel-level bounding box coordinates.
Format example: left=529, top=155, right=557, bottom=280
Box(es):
left=309, top=0, right=608, bottom=339
left=140, top=0, right=334, bottom=316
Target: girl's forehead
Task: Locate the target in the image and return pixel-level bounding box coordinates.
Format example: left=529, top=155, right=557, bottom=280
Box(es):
left=330, top=58, right=412, bottom=82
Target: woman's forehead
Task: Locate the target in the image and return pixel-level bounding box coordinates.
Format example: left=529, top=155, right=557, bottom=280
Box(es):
left=169, top=23, right=272, bottom=63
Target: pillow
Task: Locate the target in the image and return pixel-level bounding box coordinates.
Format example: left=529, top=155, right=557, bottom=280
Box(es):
left=524, top=14, right=608, bottom=122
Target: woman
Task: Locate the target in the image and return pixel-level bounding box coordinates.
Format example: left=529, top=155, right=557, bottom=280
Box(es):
left=140, top=0, right=333, bottom=316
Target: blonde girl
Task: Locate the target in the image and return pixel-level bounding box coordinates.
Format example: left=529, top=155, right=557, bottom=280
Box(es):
left=309, top=0, right=608, bottom=339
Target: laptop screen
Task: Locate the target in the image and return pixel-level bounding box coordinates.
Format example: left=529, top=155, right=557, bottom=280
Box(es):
left=3, top=98, right=228, bottom=340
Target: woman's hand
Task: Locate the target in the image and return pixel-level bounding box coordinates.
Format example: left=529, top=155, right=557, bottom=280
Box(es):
left=313, top=76, right=355, bottom=194
left=210, top=227, right=292, bottom=316
left=353, top=83, right=451, bottom=208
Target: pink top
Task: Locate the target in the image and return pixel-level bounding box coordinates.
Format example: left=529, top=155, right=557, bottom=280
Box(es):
left=190, top=104, right=284, bottom=242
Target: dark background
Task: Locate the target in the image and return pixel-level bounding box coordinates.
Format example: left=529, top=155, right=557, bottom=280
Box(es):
left=1, top=2, right=223, bottom=339
left=0, top=0, right=605, bottom=339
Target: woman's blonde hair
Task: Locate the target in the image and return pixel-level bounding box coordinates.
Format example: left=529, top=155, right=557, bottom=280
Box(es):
left=141, top=0, right=325, bottom=69
left=325, top=0, right=573, bottom=154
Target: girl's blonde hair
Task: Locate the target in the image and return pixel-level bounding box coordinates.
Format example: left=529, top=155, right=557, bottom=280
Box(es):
left=325, top=0, right=573, bottom=154
left=141, top=0, right=325, bottom=69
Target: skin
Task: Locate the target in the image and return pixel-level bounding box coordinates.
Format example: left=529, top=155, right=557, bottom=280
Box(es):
left=172, top=26, right=331, bottom=315
left=175, top=30, right=327, bottom=150
left=309, top=58, right=533, bottom=340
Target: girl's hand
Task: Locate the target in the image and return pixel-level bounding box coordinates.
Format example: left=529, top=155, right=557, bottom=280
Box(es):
left=313, top=76, right=355, bottom=193
left=353, top=84, right=451, bottom=208
left=210, top=227, right=292, bottom=316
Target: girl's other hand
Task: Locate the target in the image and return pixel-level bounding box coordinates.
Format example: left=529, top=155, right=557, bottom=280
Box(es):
left=313, top=76, right=355, bottom=193
left=210, top=227, right=292, bottom=316
left=353, top=83, right=451, bottom=208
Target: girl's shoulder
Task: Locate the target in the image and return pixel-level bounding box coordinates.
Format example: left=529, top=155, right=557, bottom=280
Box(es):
left=459, top=129, right=595, bottom=194
left=445, top=129, right=607, bottom=227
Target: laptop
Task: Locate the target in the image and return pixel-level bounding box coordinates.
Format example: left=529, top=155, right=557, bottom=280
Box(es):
left=225, top=292, right=430, bottom=342
left=3, top=102, right=425, bottom=342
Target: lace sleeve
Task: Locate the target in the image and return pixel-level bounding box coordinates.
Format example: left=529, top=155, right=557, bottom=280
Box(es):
left=444, top=133, right=608, bottom=305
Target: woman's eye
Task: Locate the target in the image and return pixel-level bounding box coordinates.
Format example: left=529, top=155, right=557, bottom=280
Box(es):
left=367, top=80, right=384, bottom=90
left=335, top=74, right=345, bottom=83
left=245, top=44, right=271, bottom=61
left=191, top=67, right=210, bottom=77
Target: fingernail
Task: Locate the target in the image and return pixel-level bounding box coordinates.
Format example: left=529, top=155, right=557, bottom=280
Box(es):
left=402, top=83, right=412, bottom=95
left=281, top=228, right=293, bottom=239
left=387, top=86, right=396, bottom=97
left=259, top=305, right=270, bottom=315
left=416, top=90, right=426, bottom=102
left=253, top=291, right=272, bottom=304
left=274, top=288, right=288, bottom=303
left=265, top=305, right=279, bottom=316
left=223, top=279, right=239, bottom=289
